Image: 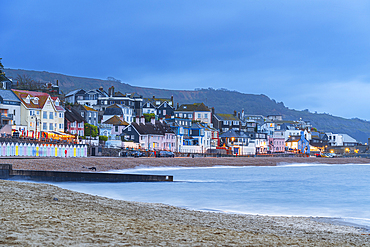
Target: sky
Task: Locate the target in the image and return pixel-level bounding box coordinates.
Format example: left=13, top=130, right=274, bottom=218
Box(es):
left=2, top=1, right=370, bottom=120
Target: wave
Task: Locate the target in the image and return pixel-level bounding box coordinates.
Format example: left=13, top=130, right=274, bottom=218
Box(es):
left=277, top=163, right=370, bottom=168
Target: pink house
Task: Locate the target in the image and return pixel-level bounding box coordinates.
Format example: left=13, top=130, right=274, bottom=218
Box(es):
left=268, top=135, right=285, bottom=153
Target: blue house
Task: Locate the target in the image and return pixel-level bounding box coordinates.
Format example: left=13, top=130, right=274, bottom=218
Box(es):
left=286, top=131, right=310, bottom=154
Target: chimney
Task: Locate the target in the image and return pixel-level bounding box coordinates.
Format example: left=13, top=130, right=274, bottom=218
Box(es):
left=238, top=112, right=240, bottom=119
left=177, top=103, right=179, bottom=109
left=99, top=86, right=103, bottom=91
left=111, top=86, right=115, bottom=96
left=135, top=116, right=140, bottom=124
left=151, top=117, right=155, bottom=125
left=211, top=107, right=215, bottom=115
left=108, top=87, right=112, bottom=97
left=171, top=95, right=174, bottom=104
left=234, top=110, right=237, bottom=116
left=153, top=95, right=155, bottom=99
left=56, top=80, right=59, bottom=86
left=140, top=116, right=145, bottom=124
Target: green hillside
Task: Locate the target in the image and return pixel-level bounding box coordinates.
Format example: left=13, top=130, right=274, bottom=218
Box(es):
left=4, top=68, right=370, bottom=143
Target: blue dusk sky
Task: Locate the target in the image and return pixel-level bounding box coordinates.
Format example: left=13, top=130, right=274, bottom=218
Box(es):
left=2, top=1, right=370, bottom=120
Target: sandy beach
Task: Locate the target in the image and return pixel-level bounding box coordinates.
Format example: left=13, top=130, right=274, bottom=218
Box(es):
left=1, top=156, right=370, bottom=246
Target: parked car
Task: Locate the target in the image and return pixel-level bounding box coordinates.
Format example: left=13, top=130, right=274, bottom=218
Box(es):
left=159, top=151, right=175, bottom=157
left=130, top=151, right=144, bottom=157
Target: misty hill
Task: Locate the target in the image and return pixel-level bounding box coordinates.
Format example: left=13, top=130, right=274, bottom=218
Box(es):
left=4, top=68, right=370, bottom=143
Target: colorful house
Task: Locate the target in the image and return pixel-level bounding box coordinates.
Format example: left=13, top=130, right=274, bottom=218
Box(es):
left=285, top=131, right=310, bottom=154
left=12, top=89, right=65, bottom=138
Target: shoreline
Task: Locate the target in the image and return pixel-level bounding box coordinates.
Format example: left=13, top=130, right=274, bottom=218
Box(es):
left=1, top=179, right=370, bottom=246
left=2, top=156, right=370, bottom=172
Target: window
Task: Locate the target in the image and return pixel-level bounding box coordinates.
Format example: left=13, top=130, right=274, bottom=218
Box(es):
left=43, top=123, right=47, bottom=130
left=49, top=112, right=54, bottom=119
left=89, top=112, right=92, bottom=117
left=128, top=127, right=131, bottom=131
left=115, top=126, right=118, bottom=132
left=30, top=110, right=34, bottom=116
left=198, top=113, right=201, bottom=118
left=55, top=112, right=57, bottom=118
left=131, top=135, right=134, bottom=139
left=43, top=111, right=47, bottom=119
left=49, top=123, right=53, bottom=130
left=59, top=112, right=63, bottom=118
left=188, top=114, right=192, bottom=119
left=204, top=113, right=208, bottom=118
left=163, top=110, right=166, bottom=116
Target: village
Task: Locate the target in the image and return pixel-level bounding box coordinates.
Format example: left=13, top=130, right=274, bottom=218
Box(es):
left=0, top=72, right=366, bottom=157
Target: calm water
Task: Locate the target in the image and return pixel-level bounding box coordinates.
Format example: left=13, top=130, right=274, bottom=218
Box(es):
left=46, top=163, right=370, bottom=230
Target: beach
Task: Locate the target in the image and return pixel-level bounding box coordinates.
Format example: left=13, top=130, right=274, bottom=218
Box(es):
left=1, top=156, right=370, bottom=246
left=3, top=156, right=370, bottom=172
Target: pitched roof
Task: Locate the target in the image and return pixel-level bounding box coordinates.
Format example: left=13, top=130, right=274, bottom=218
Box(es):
left=83, top=105, right=97, bottom=112
left=103, top=104, right=124, bottom=116
left=65, top=89, right=85, bottom=97
left=220, top=129, right=249, bottom=138
left=51, top=97, right=65, bottom=111
left=12, top=89, right=51, bottom=109
left=103, top=115, right=129, bottom=126
left=0, top=89, right=21, bottom=102
left=130, top=121, right=174, bottom=135
left=65, top=108, right=84, bottom=123
left=176, top=102, right=210, bottom=112
left=214, top=113, right=240, bottom=121
left=286, top=136, right=301, bottom=142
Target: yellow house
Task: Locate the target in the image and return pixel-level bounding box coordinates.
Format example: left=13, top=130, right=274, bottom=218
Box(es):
left=12, top=90, right=65, bottom=138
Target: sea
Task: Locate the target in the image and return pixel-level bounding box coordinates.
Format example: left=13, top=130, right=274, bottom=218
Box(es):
left=36, top=163, right=370, bottom=231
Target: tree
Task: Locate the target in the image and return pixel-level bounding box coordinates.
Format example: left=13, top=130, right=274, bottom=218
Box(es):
left=143, top=113, right=155, bottom=122
left=84, top=123, right=98, bottom=137
left=14, top=74, right=45, bottom=90
left=0, top=58, right=4, bottom=74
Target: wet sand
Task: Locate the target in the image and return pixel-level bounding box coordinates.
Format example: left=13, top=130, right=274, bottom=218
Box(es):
left=1, top=156, right=370, bottom=246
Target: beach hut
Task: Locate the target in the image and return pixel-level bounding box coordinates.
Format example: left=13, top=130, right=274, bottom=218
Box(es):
left=1, top=143, right=5, bottom=156
left=6, top=143, right=10, bottom=157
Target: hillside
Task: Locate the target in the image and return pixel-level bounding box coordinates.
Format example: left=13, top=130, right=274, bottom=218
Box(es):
left=4, top=68, right=370, bottom=143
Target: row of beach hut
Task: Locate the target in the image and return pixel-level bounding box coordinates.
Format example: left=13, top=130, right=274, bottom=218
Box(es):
left=0, top=143, right=88, bottom=157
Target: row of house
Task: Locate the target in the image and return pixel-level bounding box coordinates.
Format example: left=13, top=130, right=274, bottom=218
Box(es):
left=64, top=86, right=362, bottom=155
left=0, top=80, right=361, bottom=155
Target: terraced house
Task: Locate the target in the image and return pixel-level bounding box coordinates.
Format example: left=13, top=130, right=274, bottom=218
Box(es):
left=174, top=103, right=212, bottom=124
left=12, top=89, right=65, bottom=138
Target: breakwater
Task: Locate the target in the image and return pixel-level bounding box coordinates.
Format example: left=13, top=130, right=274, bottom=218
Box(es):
left=0, top=164, right=173, bottom=182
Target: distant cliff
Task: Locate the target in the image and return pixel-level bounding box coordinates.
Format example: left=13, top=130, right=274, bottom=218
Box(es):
left=5, top=68, right=370, bottom=143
